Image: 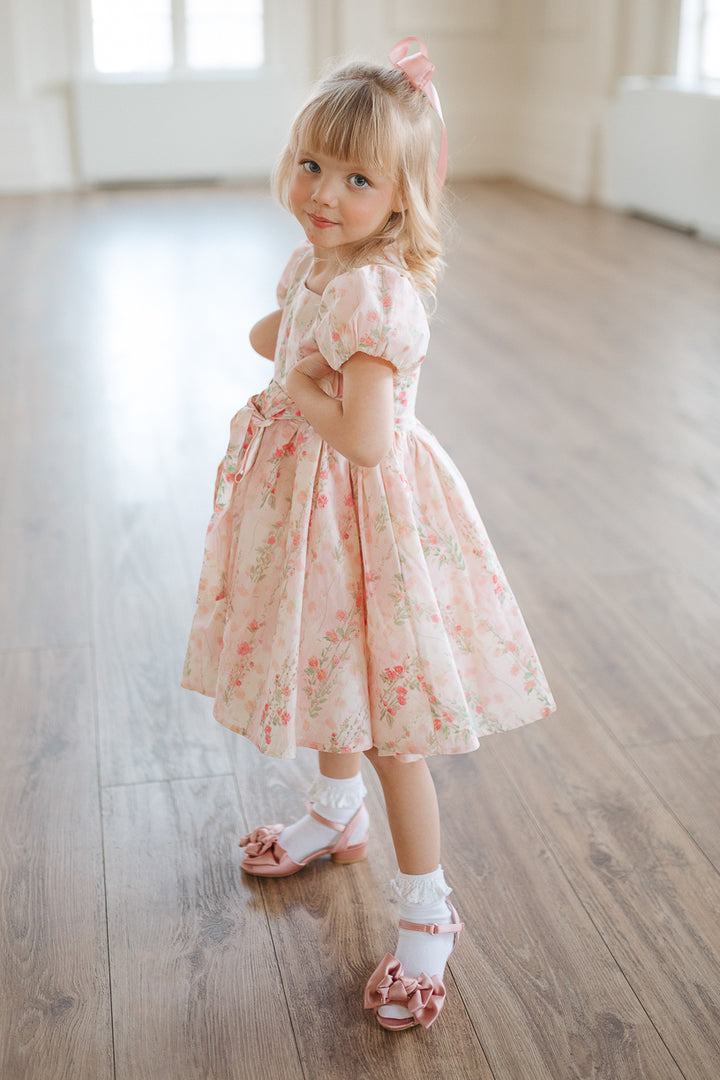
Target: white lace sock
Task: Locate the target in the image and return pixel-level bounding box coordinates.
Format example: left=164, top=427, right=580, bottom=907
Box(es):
left=278, top=773, right=368, bottom=864
left=378, top=866, right=456, bottom=1023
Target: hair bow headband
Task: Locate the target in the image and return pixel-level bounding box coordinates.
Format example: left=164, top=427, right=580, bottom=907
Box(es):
left=389, top=37, right=448, bottom=187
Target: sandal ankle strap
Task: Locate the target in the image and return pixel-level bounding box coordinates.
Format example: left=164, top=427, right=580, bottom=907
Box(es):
left=307, top=803, right=346, bottom=832
left=306, top=802, right=367, bottom=858
left=398, top=901, right=464, bottom=937
left=398, top=917, right=465, bottom=935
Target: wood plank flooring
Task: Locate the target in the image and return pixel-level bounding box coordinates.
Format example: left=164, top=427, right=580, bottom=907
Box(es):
left=1, top=180, right=719, bottom=1079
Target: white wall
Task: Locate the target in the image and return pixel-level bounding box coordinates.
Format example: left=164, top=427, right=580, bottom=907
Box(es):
left=0, top=0, right=75, bottom=190
left=0, top=0, right=696, bottom=205
left=506, top=0, right=682, bottom=202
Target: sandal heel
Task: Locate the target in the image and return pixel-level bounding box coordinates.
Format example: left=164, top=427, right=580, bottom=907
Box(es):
left=331, top=837, right=368, bottom=864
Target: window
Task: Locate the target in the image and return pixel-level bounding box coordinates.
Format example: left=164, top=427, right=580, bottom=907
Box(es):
left=677, top=0, right=720, bottom=82
left=90, top=0, right=264, bottom=75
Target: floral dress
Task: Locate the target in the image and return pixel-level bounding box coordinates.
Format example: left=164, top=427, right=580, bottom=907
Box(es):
left=182, top=244, right=555, bottom=758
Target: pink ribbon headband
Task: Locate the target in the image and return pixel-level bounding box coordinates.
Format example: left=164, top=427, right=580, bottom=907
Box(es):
left=389, top=37, right=448, bottom=187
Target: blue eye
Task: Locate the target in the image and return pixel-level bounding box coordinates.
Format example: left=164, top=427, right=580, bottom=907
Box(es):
left=349, top=174, right=370, bottom=189
left=301, top=160, right=321, bottom=174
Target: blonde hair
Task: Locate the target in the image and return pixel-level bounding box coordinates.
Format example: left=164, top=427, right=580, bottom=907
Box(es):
left=272, top=59, right=445, bottom=294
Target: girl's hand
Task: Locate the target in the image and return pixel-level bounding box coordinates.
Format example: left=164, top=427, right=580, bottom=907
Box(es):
left=293, top=352, right=343, bottom=398
left=286, top=351, right=394, bottom=468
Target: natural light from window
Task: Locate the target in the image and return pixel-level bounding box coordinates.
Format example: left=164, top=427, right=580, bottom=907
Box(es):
left=90, top=0, right=264, bottom=75
left=703, top=0, right=720, bottom=77
left=678, top=0, right=720, bottom=82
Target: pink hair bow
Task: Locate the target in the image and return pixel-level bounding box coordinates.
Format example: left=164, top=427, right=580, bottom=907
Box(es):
left=389, top=37, right=448, bottom=187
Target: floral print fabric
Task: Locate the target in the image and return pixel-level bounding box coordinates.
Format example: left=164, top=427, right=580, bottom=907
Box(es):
left=182, top=245, right=555, bottom=758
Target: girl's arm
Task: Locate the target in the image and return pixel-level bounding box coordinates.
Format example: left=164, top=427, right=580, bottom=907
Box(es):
left=286, top=353, right=394, bottom=468
left=249, top=309, right=283, bottom=360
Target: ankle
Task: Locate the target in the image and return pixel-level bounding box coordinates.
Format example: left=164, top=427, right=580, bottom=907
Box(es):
left=308, top=772, right=367, bottom=824
left=276, top=772, right=368, bottom=864
left=392, top=866, right=452, bottom=909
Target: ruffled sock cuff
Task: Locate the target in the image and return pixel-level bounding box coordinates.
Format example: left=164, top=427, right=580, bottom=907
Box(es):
left=391, top=866, right=452, bottom=907
left=307, top=772, right=367, bottom=810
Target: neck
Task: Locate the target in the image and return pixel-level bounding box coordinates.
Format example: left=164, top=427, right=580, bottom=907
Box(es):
left=306, top=248, right=344, bottom=293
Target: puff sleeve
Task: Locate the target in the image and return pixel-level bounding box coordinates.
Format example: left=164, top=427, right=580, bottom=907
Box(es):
left=276, top=243, right=312, bottom=307
left=314, top=264, right=429, bottom=372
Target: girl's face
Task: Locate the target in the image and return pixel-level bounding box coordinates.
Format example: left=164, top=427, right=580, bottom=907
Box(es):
left=289, top=147, right=403, bottom=259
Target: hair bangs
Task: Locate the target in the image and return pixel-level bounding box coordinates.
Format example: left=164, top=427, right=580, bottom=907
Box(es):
left=295, top=83, right=400, bottom=178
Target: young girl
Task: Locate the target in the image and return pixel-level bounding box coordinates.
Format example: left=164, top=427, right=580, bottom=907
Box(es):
left=182, top=38, right=555, bottom=1031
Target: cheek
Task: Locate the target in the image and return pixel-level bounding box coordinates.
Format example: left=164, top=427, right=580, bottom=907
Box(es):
left=288, top=173, right=306, bottom=209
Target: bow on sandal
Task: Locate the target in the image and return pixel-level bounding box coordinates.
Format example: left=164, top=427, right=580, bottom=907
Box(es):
left=238, top=803, right=368, bottom=877
left=364, top=903, right=464, bottom=1030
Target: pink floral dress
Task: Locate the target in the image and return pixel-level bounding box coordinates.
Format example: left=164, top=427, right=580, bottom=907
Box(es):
left=182, top=245, right=555, bottom=758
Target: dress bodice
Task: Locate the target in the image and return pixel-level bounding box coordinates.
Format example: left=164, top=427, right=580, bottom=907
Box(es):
left=273, top=246, right=427, bottom=434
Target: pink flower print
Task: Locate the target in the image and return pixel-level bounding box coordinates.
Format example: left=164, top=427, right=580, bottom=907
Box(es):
left=525, top=679, right=536, bottom=692
left=433, top=716, right=442, bottom=731
left=344, top=494, right=354, bottom=507
left=264, top=725, right=272, bottom=744
left=275, top=447, right=284, bottom=459
left=268, top=535, right=276, bottom=545
left=542, top=707, right=551, bottom=718
left=317, top=494, right=328, bottom=508
left=317, top=669, right=327, bottom=681
left=249, top=619, right=259, bottom=631
left=326, top=630, right=339, bottom=643
left=332, top=331, right=340, bottom=342
left=382, top=293, right=392, bottom=308
left=332, top=656, right=339, bottom=666
left=367, top=310, right=379, bottom=322
left=507, top=641, right=517, bottom=652
left=237, top=642, right=250, bottom=656
left=281, top=710, right=291, bottom=725
left=394, top=665, right=404, bottom=674
left=319, top=469, right=329, bottom=480
left=309, top=657, right=319, bottom=668
left=336, top=610, right=347, bottom=621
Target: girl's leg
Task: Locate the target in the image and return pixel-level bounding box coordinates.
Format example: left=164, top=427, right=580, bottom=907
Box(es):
left=318, top=749, right=363, bottom=779
left=362, top=750, right=440, bottom=873
left=364, top=749, right=456, bottom=1022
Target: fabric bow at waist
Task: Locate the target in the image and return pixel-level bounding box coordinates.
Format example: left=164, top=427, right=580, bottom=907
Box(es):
left=214, top=380, right=305, bottom=508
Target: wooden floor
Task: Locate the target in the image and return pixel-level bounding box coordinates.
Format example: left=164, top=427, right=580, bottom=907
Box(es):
left=1, top=179, right=719, bottom=1080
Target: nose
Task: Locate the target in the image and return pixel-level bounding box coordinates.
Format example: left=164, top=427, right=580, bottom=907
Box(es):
left=311, top=174, right=338, bottom=207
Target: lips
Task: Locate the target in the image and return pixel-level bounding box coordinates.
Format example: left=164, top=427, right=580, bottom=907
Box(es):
left=308, top=213, right=337, bottom=229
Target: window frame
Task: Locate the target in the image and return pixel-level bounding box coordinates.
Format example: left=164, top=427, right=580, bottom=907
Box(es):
left=78, top=0, right=266, bottom=80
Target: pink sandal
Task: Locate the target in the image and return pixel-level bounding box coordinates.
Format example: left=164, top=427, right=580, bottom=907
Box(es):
left=239, top=803, right=368, bottom=877
left=364, top=903, right=464, bottom=1030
